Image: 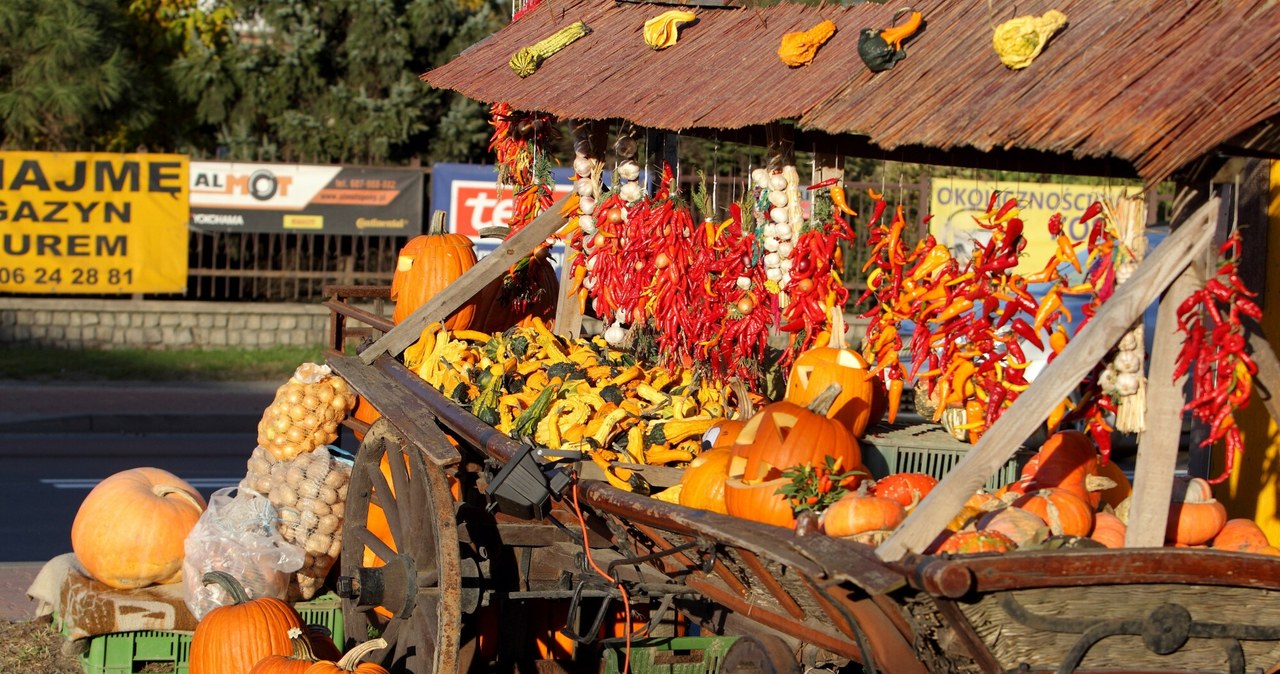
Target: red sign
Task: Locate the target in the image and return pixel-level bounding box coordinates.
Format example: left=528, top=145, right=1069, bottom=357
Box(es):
left=448, top=179, right=574, bottom=238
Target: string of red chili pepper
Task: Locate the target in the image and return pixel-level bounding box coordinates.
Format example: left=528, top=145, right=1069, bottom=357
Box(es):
left=858, top=192, right=911, bottom=421
left=1174, top=231, right=1260, bottom=484
left=776, top=185, right=855, bottom=366
left=488, top=102, right=557, bottom=236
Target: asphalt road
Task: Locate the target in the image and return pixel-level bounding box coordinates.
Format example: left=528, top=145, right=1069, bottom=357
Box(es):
left=0, top=432, right=256, bottom=562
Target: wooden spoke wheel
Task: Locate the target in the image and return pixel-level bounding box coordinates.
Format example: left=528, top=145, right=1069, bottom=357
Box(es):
left=340, top=417, right=465, bottom=674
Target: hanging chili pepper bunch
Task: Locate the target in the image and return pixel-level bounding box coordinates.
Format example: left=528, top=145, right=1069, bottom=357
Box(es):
left=776, top=180, right=857, bottom=366
left=1046, top=202, right=1130, bottom=459
left=1174, top=232, right=1260, bottom=484
left=858, top=192, right=911, bottom=422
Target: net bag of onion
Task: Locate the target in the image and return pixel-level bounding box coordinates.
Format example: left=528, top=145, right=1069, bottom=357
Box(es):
left=242, top=445, right=351, bottom=600
left=257, top=363, right=358, bottom=460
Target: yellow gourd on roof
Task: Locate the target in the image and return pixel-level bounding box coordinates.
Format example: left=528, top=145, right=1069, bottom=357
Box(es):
left=993, top=10, right=1067, bottom=70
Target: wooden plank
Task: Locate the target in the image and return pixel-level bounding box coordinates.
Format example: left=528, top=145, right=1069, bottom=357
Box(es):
left=359, top=197, right=570, bottom=362
left=1126, top=266, right=1198, bottom=547
left=877, top=197, right=1220, bottom=561
left=554, top=246, right=584, bottom=338
left=328, top=354, right=462, bottom=466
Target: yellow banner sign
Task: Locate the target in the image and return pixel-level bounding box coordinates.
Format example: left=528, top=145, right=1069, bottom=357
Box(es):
left=929, top=178, right=1141, bottom=274
left=0, top=151, right=189, bottom=294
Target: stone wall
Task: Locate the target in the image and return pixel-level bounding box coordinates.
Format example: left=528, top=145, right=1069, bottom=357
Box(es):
left=0, top=298, right=334, bottom=350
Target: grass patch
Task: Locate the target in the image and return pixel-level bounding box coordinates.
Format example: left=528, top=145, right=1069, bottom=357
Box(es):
left=0, top=345, right=326, bottom=382
left=0, top=618, right=82, bottom=674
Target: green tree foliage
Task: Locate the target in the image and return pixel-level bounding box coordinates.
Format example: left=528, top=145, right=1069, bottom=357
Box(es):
left=171, top=0, right=507, bottom=165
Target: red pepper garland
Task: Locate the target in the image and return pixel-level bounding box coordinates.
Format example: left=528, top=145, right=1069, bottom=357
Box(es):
left=1175, top=232, right=1260, bottom=484
left=777, top=183, right=855, bottom=365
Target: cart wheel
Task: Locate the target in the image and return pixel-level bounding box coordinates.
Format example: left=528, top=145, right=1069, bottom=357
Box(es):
left=340, top=417, right=465, bottom=674
left=719, top=634, right=800, bottom=674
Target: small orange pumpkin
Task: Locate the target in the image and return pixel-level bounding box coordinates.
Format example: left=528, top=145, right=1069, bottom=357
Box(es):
left=678, top=448, right=733, bottom=514
left=392, top=212, right=478, bottom=327
left=1014, top=488, right=1095, bottom=537
left=822, top=487, right=906, bottom=538
left=723, top=477, right=795, bottom=528
left=978, top=507, right=1049, bottom=548
left=190, top=572, right=307, bottom=674
left=785, top=347, right=877, bottom=438
left=872, top=472, right=937, bottom=510
left=1094, top=459, right=1131, bottom=510
left=1022, top=430, right=1103, bottom=507
left=1166, top=475, right=1227, bottom=546
left=1212, top=518, right=1272, bottom=553
left=71, top=467, right=206, bottom=589
left=1090, top=510, right=1127, bottom=549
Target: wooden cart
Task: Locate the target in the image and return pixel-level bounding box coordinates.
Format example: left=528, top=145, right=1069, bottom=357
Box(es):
left=322, top=1, right=1280, bottom=671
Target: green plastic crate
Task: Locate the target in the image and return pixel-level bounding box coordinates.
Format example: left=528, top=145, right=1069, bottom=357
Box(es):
left=74, top=592, right=344, bottom=674
left=860, top=422, right=1034, bottom=491
left=602, top=636, right=738, bottom=674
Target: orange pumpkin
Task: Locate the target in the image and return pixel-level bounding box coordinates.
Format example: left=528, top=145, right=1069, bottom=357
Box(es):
left=351, top=396, right=381, bottom=443
left=190, top=572, right=307, bottom=674
left=866, top=374, right=889, bottom=429
left=978, top=507, right=1049, bottom=548
left=1022, top=430, right=1103, bottom=507
left=730, top=384, right=862, bottom=484
left=1090, top=510, right=1127, bottom=549
left=302, top=639, right=389, bottom=674
left=678, top=448, right=732, bottom=514
left=785, top=347, right=877, bottom=438
left=723, top=477, right=795, bottom=528
left=1166, top=475, right=1227, bottom=546
left=822, top=488, right=906, bottom=538
left=1095, top=459, right=1131, bottom=510
left=935, top=530, right=1017, bottom=555
left=391, top=214, right=478, bottom=327
left=873, top=472, right=937, bottom=509
left=71, top=467, right=206, bottom=589
left=1014, top=488, right=1095, bottom=537
left=1212, top=518, right=1272, bottom=553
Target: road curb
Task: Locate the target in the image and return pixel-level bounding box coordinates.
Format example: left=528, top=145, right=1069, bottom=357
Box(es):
left=0, top=414, right=263, bottom=435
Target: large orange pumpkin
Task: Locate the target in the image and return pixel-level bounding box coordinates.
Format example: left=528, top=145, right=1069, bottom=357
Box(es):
left=71, top=467, right=206, bottom=589
left=1095, top=459, right=1131, bottom=510
left=678, top=448, right=733, bottom=514
left=873, top=473, right=937, bottom=510
left=303, top=639, right=390, bottom=674
left=1021, top=430, right=1103, bottom=507
left=190, top=571, right=307, bottom=674
left=730, top=384, right=862, bottom=484
left=249, top=630, right=319, bottom=674
left=391, top=213, right=478, bottom=327
left=785, top=347, right=877, bottom=438
left=1212, top=518, right=1272, bottom=553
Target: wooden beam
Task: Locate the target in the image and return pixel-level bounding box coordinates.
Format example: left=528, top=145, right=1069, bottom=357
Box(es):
left=1126, top=266, right=1198, bottom=547
left=877, top=197, right=1220, bottom=561
left=359, top=197, right=570, bottom=363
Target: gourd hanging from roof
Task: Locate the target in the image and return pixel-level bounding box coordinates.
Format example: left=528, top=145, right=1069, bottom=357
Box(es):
left=858, top=8, right=922, bottom=73
left=643, top=9, right=697, bottom=50
left=778, top=19, right=837, bottom=67
left=993, top=10, right=1067, bottom=70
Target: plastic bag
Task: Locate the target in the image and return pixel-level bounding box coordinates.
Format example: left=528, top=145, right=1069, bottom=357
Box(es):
left=242, top=445, right=351, bottom=601
left=182, top=487, right=305, bottom=620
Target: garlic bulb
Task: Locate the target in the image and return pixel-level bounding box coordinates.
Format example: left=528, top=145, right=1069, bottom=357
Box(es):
left=768, top=173, right=788, bottom=192
left=766, top=267, right=783, bottom=282
left=778, top=241, right=794, bottom=257
left=1114, top=372, right=1140, bottom=397
left=774, top=223, right=793, bottom=239
left=619, top=181, right=644, bottom=203
left=579, top=195, right=596, bottom=214
left=736, top=276, right=752, bottom=290
left=1113, top=349, right=1143, bottom=374
left=616, top=161, right=642, bottom=181
left=763, top=252, right=781, bottom=267
left=763, top=237, right=780, bottom=252
left=604, top=322, right=627, bottom=346
left=751, top=168, right=769, bottom=188
left=576, top=179, right=595, bottom=197
left=573, top=156, right=594, bottom=177
left=768, top=190, right=789, bottom=208
left=770, top=207, right=789, bottom=224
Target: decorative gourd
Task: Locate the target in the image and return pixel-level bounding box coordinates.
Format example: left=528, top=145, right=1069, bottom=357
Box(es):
left=785, top=348, right=877, bottom=438
left=935, top=530, right=1017, bottom=555
left=249, top=629, right=318, bottom=674
left=723, top=477, right=795, bottom=528
left=1212, top=518, right=1272, bottom=553
left=1166, top=475, right=1227, bottom=546
left=872, top=472, right=937, bottom=510
left=678, top=448, right=732, bottom=514
left=1172, top=475, right=1215, bottom=503
left=1089, top=511, right=1127, bottom=549
left=1013, top=488, right=1095, bottom=537
left=822, top=486, right=906, bottom=538
left=302, top=639, right=390, bottom=674
left=190, top=572, right=307, bottom=674
left=391, top=212, right=478, bottom=327
left=947, top=491, right=999, bottom=532
left=977, top=507, right=1049, bottom=548
left=71, top=467, right=206, bottom=589
left=730, top=384, right=862, bottom=483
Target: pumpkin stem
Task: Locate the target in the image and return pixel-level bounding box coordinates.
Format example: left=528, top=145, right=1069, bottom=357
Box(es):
left=289, top=631, right=318, bottom=662
left=806, top=383, right=844, bottom=416
left=202, top=570, right=251, bottom=604
left=154, top=484, right=204, bottom=514
left=428, top=209, right=448, bottom=236
left=338, top=638, right=389, bottom=670
left=729, top=378, right=755, bottom=420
